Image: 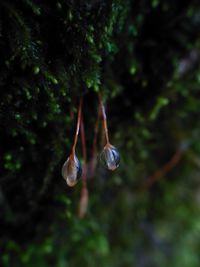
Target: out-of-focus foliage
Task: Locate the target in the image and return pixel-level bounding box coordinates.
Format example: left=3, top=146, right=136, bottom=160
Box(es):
left=1, top=0, right=200, bottom=266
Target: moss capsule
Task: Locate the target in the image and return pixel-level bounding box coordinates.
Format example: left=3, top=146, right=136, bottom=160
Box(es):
left=100, top=143, right=120, bottom=171
left=62, top=153, right=82, bottom=187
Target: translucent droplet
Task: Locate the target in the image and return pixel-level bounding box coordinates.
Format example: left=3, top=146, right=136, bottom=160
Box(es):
left=62, top=154, right=82, bottom=187
left=100, top=144, right=120, bottom=171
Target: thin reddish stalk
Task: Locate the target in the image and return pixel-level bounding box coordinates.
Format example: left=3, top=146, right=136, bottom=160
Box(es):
left=100, top=120, right=106, bottom=149
left=98, top=92, right=110, bottom=144
left=72, top=97, right=83, bottom=154
left=92, top=101, right=101, bottom=157
left=80, top=115, right=87, bottom=188
left=78, top=114, right=89, bottom=218
left=139, top=148, right=184, bottom=192
left=88, top=102, right=101, bottom=178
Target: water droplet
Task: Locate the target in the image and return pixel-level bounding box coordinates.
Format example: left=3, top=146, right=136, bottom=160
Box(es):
left=62, top=154, right=82, bottom=187
left=100, top=144, right=120, bottom=171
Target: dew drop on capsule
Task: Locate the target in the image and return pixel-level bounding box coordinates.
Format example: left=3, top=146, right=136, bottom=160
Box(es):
left=62, top=154, right=82, bottom=187
left=100, top=144, right=120, bottom=171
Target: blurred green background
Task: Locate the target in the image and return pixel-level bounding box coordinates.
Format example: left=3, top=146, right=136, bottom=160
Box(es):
left=1, top=0, right=200, bottom=266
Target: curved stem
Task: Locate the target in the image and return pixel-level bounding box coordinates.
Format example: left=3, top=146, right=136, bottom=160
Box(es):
left=138, top=148, right=184, bottom=192
left=92, top=101, right=101, bottom=157
left=98, top=92, right=110, bottom=144
left=72, top=97, right=83, bottom=154
left=80, top=115, right=87, bottom=188
left=78, top=115, right=88, bottom=219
